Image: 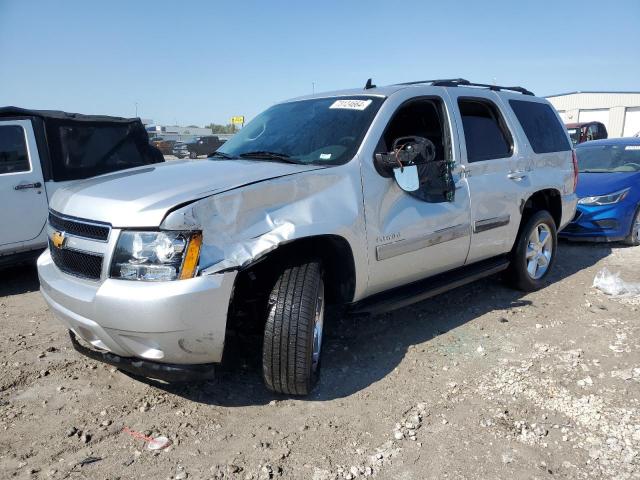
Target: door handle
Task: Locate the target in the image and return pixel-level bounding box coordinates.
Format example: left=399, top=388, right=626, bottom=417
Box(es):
left=507, top=171, right=527, bottom=181
left=14, top=182, right=42, bottom=190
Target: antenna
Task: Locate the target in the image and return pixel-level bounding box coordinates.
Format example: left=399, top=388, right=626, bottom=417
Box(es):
left=364, top=78, right=376, bottom=90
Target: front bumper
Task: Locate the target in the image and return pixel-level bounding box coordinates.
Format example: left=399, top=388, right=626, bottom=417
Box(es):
left=69, top=330, right=215, bottom=382
left=38, top=250, right=237, bottom=366
left=559, top=201, right=635, bottom=242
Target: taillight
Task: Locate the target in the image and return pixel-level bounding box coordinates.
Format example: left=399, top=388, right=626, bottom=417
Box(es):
left=571, top=150, right=579, bottom=192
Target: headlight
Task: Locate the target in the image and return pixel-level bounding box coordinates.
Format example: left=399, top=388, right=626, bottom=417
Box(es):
left=110, top=231, right=202, bottom=281
left=578, top=188, right=630, bottom=206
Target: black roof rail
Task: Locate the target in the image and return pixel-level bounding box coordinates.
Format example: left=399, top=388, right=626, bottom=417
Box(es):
left=393, top=78, right=534, bottom=96
left=394, top=78, right=469, bottom=86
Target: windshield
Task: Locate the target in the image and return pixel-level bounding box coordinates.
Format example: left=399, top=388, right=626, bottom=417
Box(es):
left=567, top=128, right=581, bottom=146
left=576, top=144, right=640, bottom=172
left=217, top=96, right=385, bottom=165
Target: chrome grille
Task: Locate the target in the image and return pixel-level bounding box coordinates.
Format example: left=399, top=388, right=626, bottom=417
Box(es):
left=49, top=240, right=103, bottom=280
left=48, top=210, right=110, bottom=241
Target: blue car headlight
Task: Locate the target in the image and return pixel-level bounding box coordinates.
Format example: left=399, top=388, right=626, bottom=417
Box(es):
left=578, top=188, right=630, bottom=206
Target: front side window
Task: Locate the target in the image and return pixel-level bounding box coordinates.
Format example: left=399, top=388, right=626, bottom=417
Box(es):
left=0, top=125, right=30, bottom=175
left=458, top=98, right=513, bottom=162
left=509, top=100, right=571, bottom=154
left=377, top=97, right=455, bottom=203
left=567, top=128, right=580, bottom=146
left=218, top=96, right=385, bottom=166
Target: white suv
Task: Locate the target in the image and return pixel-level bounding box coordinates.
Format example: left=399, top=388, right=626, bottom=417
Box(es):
left=37, top=79, right=578, bottom=395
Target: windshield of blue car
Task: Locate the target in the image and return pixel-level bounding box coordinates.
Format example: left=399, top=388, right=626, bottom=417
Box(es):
left=576, top=144, right=640, bottom=173
left=216, top=96, right=385, bottom=165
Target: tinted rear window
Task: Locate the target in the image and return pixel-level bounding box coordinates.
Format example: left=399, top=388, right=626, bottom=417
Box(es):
left=0, top=125, right=30, bottom=175
left=509, top=100, right=571, bottom=153
left=458, top=99, right=513, bottom=162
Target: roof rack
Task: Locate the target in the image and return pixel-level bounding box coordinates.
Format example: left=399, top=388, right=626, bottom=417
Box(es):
left=393, top=78, right=534, bottom=96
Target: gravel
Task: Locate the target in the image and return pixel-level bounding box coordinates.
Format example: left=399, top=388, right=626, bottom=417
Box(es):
left=0, top=243, right=638, bottom=479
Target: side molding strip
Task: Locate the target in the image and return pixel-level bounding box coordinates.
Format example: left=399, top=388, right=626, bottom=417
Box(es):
left=474, top=214, right=510, bottom=234
left=376, top=223, right=470, bottom=261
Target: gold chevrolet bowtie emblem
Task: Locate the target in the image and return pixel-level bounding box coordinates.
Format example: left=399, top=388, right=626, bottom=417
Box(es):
left=51, top=231, right=66, bottom=249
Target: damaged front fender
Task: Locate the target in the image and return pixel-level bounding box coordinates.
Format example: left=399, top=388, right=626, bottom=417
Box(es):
left=161, top=163, right=368, bottom=298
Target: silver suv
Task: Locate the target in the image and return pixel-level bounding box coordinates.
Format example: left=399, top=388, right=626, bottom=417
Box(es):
left=37, top=79, right=578, bottom=395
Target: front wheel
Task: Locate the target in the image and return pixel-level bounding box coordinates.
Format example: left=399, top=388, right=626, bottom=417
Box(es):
left=262, top=261, right=324, bottom=396
left=623, top=206, right=640, bottom=246
left=189, top=152, right=197, bottom=159
left=507, top=210, right=557, bottom=291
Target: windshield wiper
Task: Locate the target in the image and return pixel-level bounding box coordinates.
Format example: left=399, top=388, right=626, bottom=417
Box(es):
left=579, top=169, right=609, bottom=173
left=238, top=151, right=302, bottom=164
left=210, top=151, right=235, bottom=159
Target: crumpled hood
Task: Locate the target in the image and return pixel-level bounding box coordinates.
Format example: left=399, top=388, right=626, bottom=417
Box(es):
left=576, top=171, right=640, bottom=197
left=50, top=159, right=324, bottom=227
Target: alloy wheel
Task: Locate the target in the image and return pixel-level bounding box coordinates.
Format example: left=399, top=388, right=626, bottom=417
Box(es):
left=526, top=223, right=553, bottom=280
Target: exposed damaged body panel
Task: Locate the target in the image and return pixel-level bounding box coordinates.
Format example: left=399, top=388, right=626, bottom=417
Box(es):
left=162, top=161, right=370, bottom=299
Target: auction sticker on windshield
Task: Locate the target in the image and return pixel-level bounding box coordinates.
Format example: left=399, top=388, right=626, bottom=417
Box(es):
left=330, top=99, right=372, bottom=110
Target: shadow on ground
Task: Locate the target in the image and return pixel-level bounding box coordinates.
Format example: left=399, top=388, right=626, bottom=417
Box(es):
left=0, top=263, right=40, bottom=297
left=140, top=242, right=613, bottom=406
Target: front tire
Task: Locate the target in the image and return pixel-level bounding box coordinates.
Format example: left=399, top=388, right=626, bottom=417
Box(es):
left=507, top=210, right=557, bottom=291
left=262, top=261, right=324, bottom=396
left=623, top=206, right=640, bottom=246
left=189, top=152, right=197, bottom=159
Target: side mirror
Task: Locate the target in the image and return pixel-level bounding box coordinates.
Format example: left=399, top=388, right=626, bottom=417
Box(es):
left=393, top=165, right=420, bottom=192
left=374, top=136, right=435, bottom=192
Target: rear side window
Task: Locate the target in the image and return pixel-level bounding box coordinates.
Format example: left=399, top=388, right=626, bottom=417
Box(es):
left=0, top=125, right=30, bottom=174
left=509, top=100, right=571, bottom=153
left=458, top=99, right=513, bottom=162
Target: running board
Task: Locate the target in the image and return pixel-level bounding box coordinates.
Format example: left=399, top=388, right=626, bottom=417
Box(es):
left=349, top=256, right=510, bottom=315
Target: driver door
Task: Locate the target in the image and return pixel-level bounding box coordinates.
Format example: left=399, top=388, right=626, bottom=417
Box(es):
left=360, top=94, right=472, bottom=296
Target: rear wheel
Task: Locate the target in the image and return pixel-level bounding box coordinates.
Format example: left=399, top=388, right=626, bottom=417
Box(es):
left=262, top=261, right=324, bottom=395
left=507, top=210, right=557, bottom=291
left=623, top=206, right=640, bottom=246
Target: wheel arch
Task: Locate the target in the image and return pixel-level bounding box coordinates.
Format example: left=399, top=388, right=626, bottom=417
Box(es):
left=228, top=234, right=357, bottom=320
left=520, top=188, right=562, bottom=229
left=512, top=189, right=562, bottom=251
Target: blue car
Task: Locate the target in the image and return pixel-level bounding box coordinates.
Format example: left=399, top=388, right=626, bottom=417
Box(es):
left=561, top=138, right=640, bottom=244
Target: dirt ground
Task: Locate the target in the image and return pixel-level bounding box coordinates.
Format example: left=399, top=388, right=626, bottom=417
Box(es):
left=1, top=242, right=639, bottom=480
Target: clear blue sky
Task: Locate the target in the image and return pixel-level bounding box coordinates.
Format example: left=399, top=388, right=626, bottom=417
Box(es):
left=1, top=0, right=638, bottom=126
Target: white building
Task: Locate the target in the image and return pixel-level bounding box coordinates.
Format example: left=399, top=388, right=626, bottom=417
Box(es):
left=546, top=92, right=640, bottom=138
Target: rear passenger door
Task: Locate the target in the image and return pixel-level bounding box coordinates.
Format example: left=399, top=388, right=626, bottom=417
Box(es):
left=445, top=91, right=528, bottom=263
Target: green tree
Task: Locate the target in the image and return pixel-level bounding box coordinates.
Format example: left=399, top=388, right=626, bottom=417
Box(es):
left=206, top=123, right=238, bottom=134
